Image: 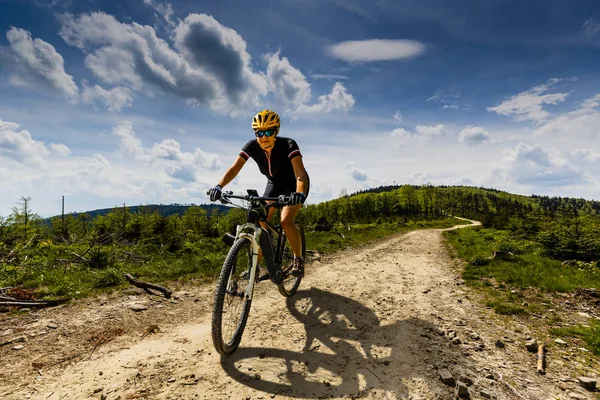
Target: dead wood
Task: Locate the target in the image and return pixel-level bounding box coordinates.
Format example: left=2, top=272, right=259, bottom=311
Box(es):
left=0, top=299, right=69, bottom=308
left=537, top=344, right=546, bottom=374
left=124, top=273, right=172, bottom=298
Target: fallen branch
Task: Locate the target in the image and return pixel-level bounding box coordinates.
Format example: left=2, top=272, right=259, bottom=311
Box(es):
left=124, top=273, right=172, bottom=298
left=0, top=299, right=69, bottom=308
left=537, top=344, right=546, bottom=374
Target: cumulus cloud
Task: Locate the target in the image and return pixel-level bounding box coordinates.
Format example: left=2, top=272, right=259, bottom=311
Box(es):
left=82, top=82, right=134, bottom=112
left=0, top=117, right=234, bottom=216
left=59, top=12, right=268, bottom=115
left=296, top=82, right=355, bottom=114
left=329, top=39, right=426, bottom=62
left=50, top=143, right=71, bottom=156
left=0, top=118, right=51, bottom=165
left=393, top=111, right=403, bottom=122
left=345, top=161, right=368, bottom=181
left=386, top=124, right=446, bottom=147
left=265, top=50, right=311, bottom=109
left=490, top=143, right=584, bottom=187
left=487, top=79, right=570, bottom=123
left=265, top=52, right=355, bottom=114
left=4, top=27, right=78, bottom=100
left=459, top=126, right=491, bottom=146
left=112, top=121, right=221, bottom=182
left=535, top=92, right=600, bottom=138
left=415, top=124, right=445, bottom=138
left=569, top=149, right=600, bottom=165
left=46, top=11, right=355, bottom=116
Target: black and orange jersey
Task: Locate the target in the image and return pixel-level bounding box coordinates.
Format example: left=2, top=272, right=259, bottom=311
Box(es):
left=239, top=137, right=302, bottom=187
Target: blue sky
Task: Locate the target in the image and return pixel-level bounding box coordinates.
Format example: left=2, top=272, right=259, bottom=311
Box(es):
left=1, top=0, right=600, bottom=217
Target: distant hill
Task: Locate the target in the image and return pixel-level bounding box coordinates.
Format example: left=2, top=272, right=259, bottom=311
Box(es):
left=48, top=203, right=231, bottom=220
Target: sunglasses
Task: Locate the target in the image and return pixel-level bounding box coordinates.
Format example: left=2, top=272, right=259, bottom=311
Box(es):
left=255, top=129, right=276, bottom=138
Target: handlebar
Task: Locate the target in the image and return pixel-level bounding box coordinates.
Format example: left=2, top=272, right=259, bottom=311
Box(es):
left=206, top=189, right=290, bottom=207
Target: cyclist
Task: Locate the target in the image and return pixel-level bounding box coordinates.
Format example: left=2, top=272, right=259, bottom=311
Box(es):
left=208, top=110, right=309, bottom=277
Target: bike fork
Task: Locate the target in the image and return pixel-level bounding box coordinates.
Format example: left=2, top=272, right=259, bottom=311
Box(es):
left=244, top=232, right=262, bottom=301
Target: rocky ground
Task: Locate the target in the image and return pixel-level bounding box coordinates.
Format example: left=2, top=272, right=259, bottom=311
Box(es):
left=1, top=219, right=599, bottom=400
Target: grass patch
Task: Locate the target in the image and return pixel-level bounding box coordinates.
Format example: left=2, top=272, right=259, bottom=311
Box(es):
left=444, top=227, right=600, bottom=292
left=550, top=320, right=600, bottom=355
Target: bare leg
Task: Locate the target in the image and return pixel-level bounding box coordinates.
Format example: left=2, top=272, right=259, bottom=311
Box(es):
left=280, top=204, right=303, bottom=258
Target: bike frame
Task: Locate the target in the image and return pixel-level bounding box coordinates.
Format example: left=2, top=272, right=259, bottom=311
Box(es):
left=221, top=191, right=290, bottom=300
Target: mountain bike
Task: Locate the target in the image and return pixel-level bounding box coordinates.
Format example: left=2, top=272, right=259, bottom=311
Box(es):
left=210, top=189, right=306, bottom=355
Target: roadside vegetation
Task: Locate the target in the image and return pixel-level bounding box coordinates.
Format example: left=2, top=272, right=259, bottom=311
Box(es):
left=441, top=193, right=600, bottom=355
left=0, top=187, right=466, bottom=300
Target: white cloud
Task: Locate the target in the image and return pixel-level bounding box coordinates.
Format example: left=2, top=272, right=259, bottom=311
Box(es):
left=81, top=82, right=134, bottom=112
left=112, top=121, right=221, bottom=182
left=570, top=149, right=600, bottom=165
left=5, top=27, right=78, bottom=100
left=0, top=117, right=230, bottom=216
left=58, top=12, right=355, bottom=116
left=415, top=124, right=445, bottom=138
left=386, top=127, right=412, bottom=147
left=459, top=126, right=491, bottom=146
left=393, top=111, right=403, bottom=122
left=488, top=143, right=585, bottom=188
left=265, top=52, right=355, bottom=114
left=582, top=15, right=600, bottom=39
left=265, top=50, right=312, bottom=109
left=143, top=0, right=176, bottom=26
left=487, top=80, right=570, bottom=123
left=344, top=161, right=368, bottom=182
left=329, top=39, right=426, bottom=62
left=535, top=92, right=600, bottom=138
left=310, top=74, right=350, bottom=80
left=50, top=143, right=71, bottom=156
left=296, top=82, right=355, bottom=113
left=0, top=118, right=50, bottom=165
left=59, top=12, right=267, bottom=116
left=385, top=124, right=445, bottom=147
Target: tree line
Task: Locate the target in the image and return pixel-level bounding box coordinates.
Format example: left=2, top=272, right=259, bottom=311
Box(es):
left=1, top=184, right=599, bottom=273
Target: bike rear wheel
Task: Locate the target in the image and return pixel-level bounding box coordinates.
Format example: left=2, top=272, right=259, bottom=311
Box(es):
left=277, top=223, right=305, bottom=297
left=212, top=238, right=253, bottom=355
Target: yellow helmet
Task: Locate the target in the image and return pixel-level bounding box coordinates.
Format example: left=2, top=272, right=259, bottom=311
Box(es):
left=252, top=109, right=280, bottom=132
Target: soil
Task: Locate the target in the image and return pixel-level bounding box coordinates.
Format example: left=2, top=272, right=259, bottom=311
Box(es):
left=1, top=219, right=599, bottom=400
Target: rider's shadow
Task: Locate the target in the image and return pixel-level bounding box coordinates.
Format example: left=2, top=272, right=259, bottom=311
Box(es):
left=220, top=287, right=461, bottom=399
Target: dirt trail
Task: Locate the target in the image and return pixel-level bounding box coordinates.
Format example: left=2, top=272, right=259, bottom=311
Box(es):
left=1, top=219, right=596, bottom=400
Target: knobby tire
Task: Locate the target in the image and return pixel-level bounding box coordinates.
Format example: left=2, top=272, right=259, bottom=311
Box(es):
left=212, top=238, right=253, bottom=355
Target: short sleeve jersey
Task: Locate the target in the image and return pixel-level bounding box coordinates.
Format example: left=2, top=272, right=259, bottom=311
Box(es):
left=239, top=137, right=302, bottom=186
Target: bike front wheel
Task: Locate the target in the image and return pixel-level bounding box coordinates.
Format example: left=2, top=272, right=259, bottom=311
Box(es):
left=212, top=238, right=253, bottom=355
left=277, top=223, right=305, bottom=297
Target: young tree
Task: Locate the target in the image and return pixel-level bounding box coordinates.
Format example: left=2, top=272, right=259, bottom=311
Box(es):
left=9, top=196, right=40, bottom=242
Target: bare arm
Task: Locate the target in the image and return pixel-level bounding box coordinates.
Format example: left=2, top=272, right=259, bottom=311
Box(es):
left=291, top=156, right=309, bottom=194
left=218, top=156, right=247, bottom=188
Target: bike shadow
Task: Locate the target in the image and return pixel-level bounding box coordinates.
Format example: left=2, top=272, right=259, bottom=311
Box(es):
left=220, top=287, right=463, bottom=399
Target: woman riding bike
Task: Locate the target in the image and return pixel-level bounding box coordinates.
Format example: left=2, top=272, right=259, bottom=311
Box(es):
left=208, top=110, right=309, bottom=277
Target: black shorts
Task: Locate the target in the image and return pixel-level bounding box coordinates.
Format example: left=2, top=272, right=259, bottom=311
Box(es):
left=263, top=174, right=310, bottom=198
